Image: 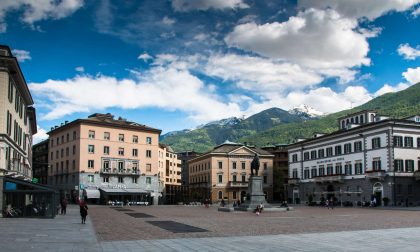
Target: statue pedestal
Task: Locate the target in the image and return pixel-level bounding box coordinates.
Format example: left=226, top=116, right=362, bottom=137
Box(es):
left=235, top=176, right=271, bottom=211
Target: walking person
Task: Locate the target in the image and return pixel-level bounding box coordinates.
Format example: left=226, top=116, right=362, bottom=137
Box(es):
left=79, top=200, right=88, bottom=224
left=60, top=198, right=68, bottom=215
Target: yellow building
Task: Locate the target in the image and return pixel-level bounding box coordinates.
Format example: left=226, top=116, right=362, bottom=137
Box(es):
left=189, top=141, right=274, bottom=204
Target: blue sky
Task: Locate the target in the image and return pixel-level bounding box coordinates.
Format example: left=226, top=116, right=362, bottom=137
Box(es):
left=0, top=0, right=419, bottom=143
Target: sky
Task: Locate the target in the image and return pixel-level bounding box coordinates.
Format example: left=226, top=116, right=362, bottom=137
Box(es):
left=0, top=0, right=419, bottom=143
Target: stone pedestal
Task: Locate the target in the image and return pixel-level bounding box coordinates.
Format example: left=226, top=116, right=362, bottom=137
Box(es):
left=235, top=176, right=271, bottom=211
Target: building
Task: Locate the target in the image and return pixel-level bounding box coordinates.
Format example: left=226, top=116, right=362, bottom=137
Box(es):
left=177, top=151, right=201, bottom=186
left=188, top=141, right=274, bottom=204
left=0, top=45, right=58, bottom=218
left=261, top=144, right=288, bottom=202
left=287, top=110, right=420, bottom=206
left=32, top=139, right=49, bottom=184
left=158, top=143, right=182, bottom=203
left=47, top=113, right=162, bottom=205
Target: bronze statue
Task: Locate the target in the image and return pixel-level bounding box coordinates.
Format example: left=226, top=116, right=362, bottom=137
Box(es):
left=251, top=154, right=260, bottom=176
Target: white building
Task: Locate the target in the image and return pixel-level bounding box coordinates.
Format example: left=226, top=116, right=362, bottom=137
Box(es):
left=287, top=110, right=420, bottom=207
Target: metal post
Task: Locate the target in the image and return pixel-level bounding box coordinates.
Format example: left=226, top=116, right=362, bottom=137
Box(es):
left=393, top=168, right=396, bottom=206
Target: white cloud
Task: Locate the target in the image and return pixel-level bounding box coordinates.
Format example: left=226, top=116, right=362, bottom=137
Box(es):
left=29, top=67, right=242, bottom=123
left=413, top=6, right=420, bottom=16
left=11, top=49, right=31, bottom=62
left=138, top=52, right=153, bottom=62
left=298, top=0, right=420, bottom=20
left=0, top=0, right=84, bottom=32
left=162, top=16, right=176, bottom=25
left=374, top=83, right=410, bottom=96
left=398, top=43, right=420, bottom=60
left=205, top=54, right=323, bottom=93
left=75, top=66, right=85, bottom=72
left=171, top=0, right=249, bottom=12
left=225, top=9, right=372, bottom=72
left=402, top=67, right=420, bottom=84
left=33, top=125, right=49, bottom=144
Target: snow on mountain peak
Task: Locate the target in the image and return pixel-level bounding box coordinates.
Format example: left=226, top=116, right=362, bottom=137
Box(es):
left=289, top=104, right=324, bottom=118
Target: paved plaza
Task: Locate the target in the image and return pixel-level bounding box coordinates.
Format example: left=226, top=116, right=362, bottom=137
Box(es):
left=1, top=204, right=420, bottom=251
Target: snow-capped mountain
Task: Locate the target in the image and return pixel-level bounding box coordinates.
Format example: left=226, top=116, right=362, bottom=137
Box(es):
left=198, top=117, right=243, bottom=128
left=288, top=104, right=324, bottom=119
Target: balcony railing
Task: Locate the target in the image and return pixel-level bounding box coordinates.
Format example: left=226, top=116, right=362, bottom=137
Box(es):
left=101, top=168, right=140, bottom=176
left=313, top=175, right=345, bottom=183
left=228, top=181, right=248, bottom=188
left=365, top=170, right=386, bottom=180
left=288, top=178, right=300, bottom=185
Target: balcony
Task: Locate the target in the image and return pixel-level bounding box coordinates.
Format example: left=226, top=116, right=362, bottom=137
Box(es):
left=101, top=168, right=140, bottom=176
left=313, top=175, right=345, bottom=183
left=228, top=181, right=248, bottom=188
left=365, top=170, right=386, bottom=180
left=288, top=178, right=300, bottom=185
left=414, top=171, right=420, bottom=181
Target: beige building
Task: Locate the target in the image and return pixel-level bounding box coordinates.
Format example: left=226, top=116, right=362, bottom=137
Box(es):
left=189, top=141, right=274, bottom=204
left=47, top=113, right=162, bottom=204
left=158, top=144, right=182, bottom=187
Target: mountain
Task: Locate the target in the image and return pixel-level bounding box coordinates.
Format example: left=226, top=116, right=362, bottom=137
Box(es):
left=288, top=104, right=324, bottom=119
left=161, top=107, right=309, bottom=152
left=161, top=82, right=420, bottom=152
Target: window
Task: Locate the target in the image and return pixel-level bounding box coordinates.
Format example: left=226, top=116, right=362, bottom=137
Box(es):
left=372, top=137, right=381, bottom=149
left=8, top=80, right=14, bottom=103
left=405, top=160, right=414, bottom=172
left=88, top=145, right=95, bottom=154
left=218, top=174, right=223, bottom=183
left=88, top=175, right=94, bottom=183
left=132, top=177, right=138, bottom=184
left=326, top=147, right=333, bottom=157
left=311, top=168, right=317, bottom=177
left=264, top=163, right=267, bottom=170
left=6, top=111, right=12, bottom=136
left=88, top=130, right=95, bottom=139
left=394, top=159, right=403, bottom=172
left=318, top=149, right=324, bottom=158
left=132, top=149, right=138, bottom=157
left=233, top=191, right=237, bottom=199
left=304, top=169, right=310, bottom=179
left=103, top=160, right=110, bottom=170
left=344, top=163, right=352, bottom=175
left=146, top=137, right=152, bottom=144
left=372, top=160, right=381, bottom=171
left=73, top=131, right=77, bottom=140
left=132, top=135, right=138, bottom=143
left=354, top=141, right=362, bottom=152
left=327, top=165, right=333, bottom=175
left=335, top=145, right=342, bottom=155
left=88, top=160, right=94, bottom=169
left=344, top=143, right=352, bottom=154
left=404, top=137, right=413, bottom=148
left=233, top=174, right=237, bottom=182
left=232, top=162, right=237, bottom=169
left=66, top=147, right=69, bottom=156
left=118, top=177, right=124, bottom=183
left=242, top=175, right=246, bottom=182
left=118, top=148, right=124, bottom=156
left=355, top=162, right=363, bottom=174
left=104, top=146, right=109, bottom=155
left=292, top=169, right=298, bottom=178
left=417, top=137, right=420, bottom=148
left=73, top=145, right=76, bottom=155
left=119, top=134, right=124, bottom=142
left=132, top=162, right=138, bottom=173
left=218, top=161, right=223, bottom=169
left=292, top=154, right=298, bottom=162
left=310, top=150, right=317, bottom=160
left=241, top=162, right=246, bottom=169
left=104, top=132, right=110, bottom=140
left=72, top=160, right=76, bottom=170
left=103, top=177, right=109, bottom=183
left=394, top=136, right=403, bottom=147
left=303, top=152, right=309, bottom=161
left=218, top=191, right=223, bottom=199
left=335, top=164, right=342, bottom=174
left=146, top=150, right=151, bottom=158
left=146, top=164, right=151, bottom=172
left=263, top=176, right=267, bottom=184
left=319, top=166, right=325, bottom=176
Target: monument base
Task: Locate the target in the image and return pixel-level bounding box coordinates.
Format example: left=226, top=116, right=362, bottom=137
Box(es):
left=235, top=176, right=271, bottom=211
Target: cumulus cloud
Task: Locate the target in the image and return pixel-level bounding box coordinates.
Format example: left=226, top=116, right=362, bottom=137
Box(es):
left=0, top=0, right=84, bottom=32
left=374, top=83, right=410, bottom=96
left=172, top=0, right=249, bottom=12
left=33, top=125, right=49, bottom=144
left=75, top=66, right=84, bottom=72
left=398, top=43, right=420, bottom=60
left=298, top=0, right=420, bottom=20
left=29, top=67, right=242, bottom=123
left=225, top=9, right=372, bottom=73
left=402, top=67, right=420, bottom=84
left=11, top=49, right=31, bottom=62
left=162, top=16, right=176, bottom=25
left=413, top=6, right=420, bottom=16
left=138, top=52, right=153, bottom=62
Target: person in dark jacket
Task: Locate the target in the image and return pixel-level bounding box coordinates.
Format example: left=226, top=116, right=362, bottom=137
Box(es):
left=79, top=200, right=88, bottom=224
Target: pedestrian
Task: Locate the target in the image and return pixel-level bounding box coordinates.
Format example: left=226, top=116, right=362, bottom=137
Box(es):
left=325, top=199, right=329, bottom=209
left=237, top=199, right=240, bottom=206
left=79, top=200, right=88, bottom=224
left=61, top=198, right=68, bottom=215
left=220, top=199, right=225, bottom=207
left=329, top=198, right=334, bottom=210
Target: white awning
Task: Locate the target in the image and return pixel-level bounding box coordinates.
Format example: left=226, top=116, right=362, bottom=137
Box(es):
left=99, top=188, right=126, bottom=193
left=84, top=189, right=100, bottom=199
left=124, top=188, right=147, bottom=194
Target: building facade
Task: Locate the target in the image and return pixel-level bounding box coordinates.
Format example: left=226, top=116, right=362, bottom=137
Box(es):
left=189, top=141, right=274, bottom=204
left=287, top=110, right=420, bottom=206
left=32, top=139, right=49, bottom=185
left=177, top=151, right=201, bottom=186
left=47, top=113, right=161, bottom=205
left=261, top=144, right=288, bottom=202
left=158, top=144, right=182, bottom=204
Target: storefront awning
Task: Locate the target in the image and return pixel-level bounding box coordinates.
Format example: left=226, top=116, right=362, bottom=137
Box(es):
left=84, top=189, right=100, bottom=199
left=99, top=188, right=149, bottom=195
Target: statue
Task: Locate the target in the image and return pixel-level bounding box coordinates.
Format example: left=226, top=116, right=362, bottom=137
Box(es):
left=251, top=154, right=260, bottom=176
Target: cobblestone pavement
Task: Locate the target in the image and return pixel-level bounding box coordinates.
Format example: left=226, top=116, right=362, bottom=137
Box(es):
left=2, top=204, right=420, bottom=251
left=90, top=204, right=420, bottom=241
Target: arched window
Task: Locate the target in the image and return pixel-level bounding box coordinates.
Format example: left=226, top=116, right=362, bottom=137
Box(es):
left=218, top=191, right=223, bottom=199
left=370, top=114, right=375, bottom=122
left=360, top=115, right=364, bottom=124
left=355, top=116, right=359, bottom=124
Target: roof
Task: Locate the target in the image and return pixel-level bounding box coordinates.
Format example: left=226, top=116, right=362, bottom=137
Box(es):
left=48, top=113, right=161, bottom=135
left=337, top=109, right=377, bottom=120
